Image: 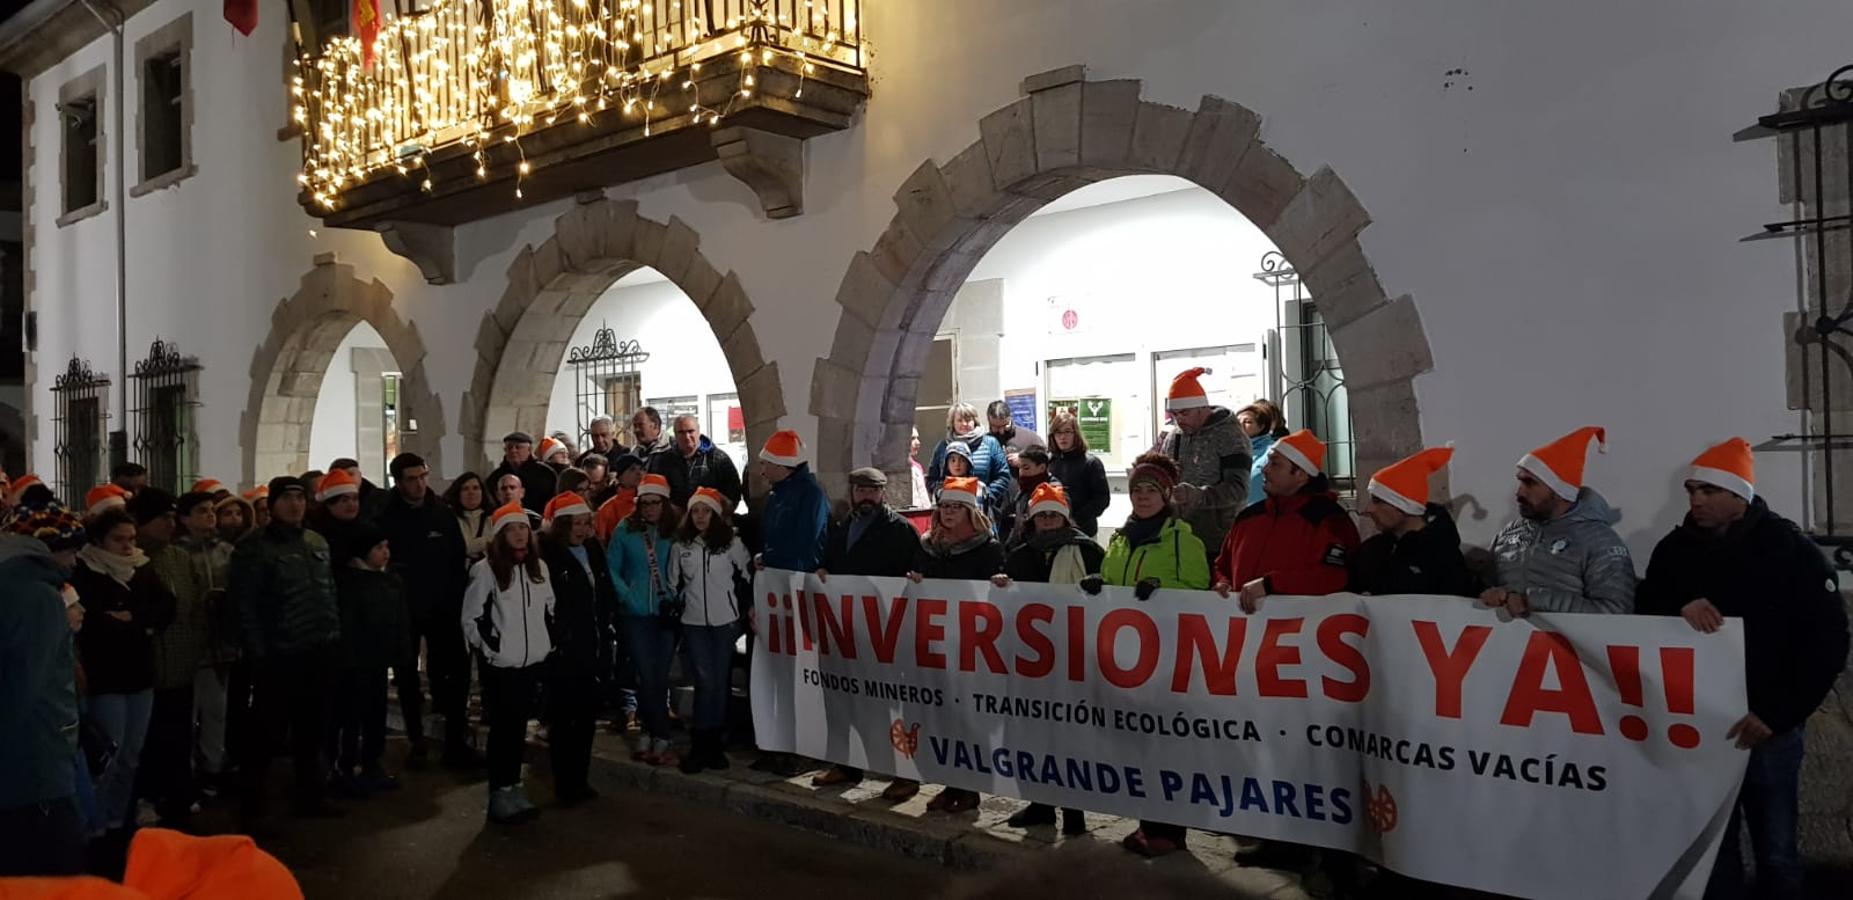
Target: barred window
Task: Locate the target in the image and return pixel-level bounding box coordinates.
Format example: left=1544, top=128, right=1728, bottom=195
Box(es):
left=130, top=339, right=202, bottom=494
left=51, top=356, right=110, bottom=506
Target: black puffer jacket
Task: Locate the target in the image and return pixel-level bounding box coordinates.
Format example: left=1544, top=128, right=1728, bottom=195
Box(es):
left=230, top=524, right=341, bottom=659
left=1349, top=505, right=1477, bottom=597
left=1637, top=498, right=1850, bottom=734
left=1003, top=530, right=1106, bottom=584
left=822, top=505, right=922, bottom=578
left=71, top=557, right=177, bottom=695
left=911, top=533, right=1006, bottom=582
left=487, top=458, right=558, bottom=515
left=543, top=537, right=617, bottom=674
left=333, top=565, right=410, bottom=669
left=375, top=489, right=467, bottom=621
left=1048, top=449, right=1111, bottom=537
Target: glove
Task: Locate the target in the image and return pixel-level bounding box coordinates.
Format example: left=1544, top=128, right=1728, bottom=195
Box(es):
left=1079, top=574, right=1105, bottom=596
left=1134, top=577, right=1161, bottom=602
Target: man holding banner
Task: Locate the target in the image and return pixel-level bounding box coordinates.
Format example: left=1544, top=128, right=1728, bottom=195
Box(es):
left=1481, top=427, right=1636, bottom=616
left=1639, top=438, right=1849, bottom=900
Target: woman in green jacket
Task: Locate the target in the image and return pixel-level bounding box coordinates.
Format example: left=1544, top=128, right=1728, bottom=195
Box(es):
left=1089, top=452, right=1208, bottom=858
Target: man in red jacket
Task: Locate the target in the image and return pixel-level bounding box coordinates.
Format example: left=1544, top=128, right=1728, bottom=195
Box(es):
left=1212, top=429, right=1360, bottom=613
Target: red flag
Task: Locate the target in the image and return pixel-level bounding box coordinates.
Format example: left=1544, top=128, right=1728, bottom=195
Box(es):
left=353, top=0, right=381, bottom=66
left=223, top=0, right=257, bottom=36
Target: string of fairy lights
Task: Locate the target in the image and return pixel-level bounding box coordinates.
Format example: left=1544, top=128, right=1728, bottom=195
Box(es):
left=292, top=0, right=855, bottom=209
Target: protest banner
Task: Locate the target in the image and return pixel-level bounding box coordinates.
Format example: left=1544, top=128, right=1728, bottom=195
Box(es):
left=750, top=570, right=1748, bottom=899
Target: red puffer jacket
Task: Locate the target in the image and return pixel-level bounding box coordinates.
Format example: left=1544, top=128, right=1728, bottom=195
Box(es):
left=1213, top=489, right=1361, bottom=595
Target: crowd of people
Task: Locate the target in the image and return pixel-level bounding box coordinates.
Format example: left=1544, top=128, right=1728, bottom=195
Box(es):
left=1, top=367, right=1847, bottom=899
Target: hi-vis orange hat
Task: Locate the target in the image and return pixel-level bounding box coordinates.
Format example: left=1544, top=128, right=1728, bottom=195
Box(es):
left=1518, top=426, right=1606, bottom=502
left=1165, top=367, right=1211, bottom=412
left=1688, top=437, right=1755, bottom=502
left=1270, top=429, right=1327, bottom=476
left=938, top=476, right=982, bottom=509
left=1368, top=446, right=1454, bottom=515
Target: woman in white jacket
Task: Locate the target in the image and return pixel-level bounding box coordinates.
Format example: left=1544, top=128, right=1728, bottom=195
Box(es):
left=460, top=500, right=556, bottom=826
left=672, top=487, right=751, bottom=774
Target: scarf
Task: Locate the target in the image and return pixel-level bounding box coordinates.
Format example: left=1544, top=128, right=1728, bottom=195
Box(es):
left=1048, top=545, right=1090, bottom=586
left=78, top=542, right=147, bottom=587
left=1119, top=513, right=1167, bottom=549
left=922, top=527, right=991, bottom=560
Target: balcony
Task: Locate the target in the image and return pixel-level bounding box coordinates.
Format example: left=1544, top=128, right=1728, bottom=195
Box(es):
left=291, top=0, right=867, bottom=282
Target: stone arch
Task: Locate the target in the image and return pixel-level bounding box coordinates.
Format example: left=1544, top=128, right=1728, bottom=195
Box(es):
left=242, top=256, right=445, bottom=489
left=460, top=197, right=784, bottom=473
left=810, top=66, right=1434, bottom=497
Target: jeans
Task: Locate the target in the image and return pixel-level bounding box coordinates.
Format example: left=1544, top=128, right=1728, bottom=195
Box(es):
left=142, top=685, right=196, bottom=819
left=193, top=666, right=230, bottom=775
left=0, top=797, right=86, bottom=876
left=623, top=616, right=676, bottom=740
left=547, top=661, right=599, bottom=796
left=682, top=622, right=739, bottom=731
left=87, top=689, right=153, bottom=831
left=241, top=647, right=337, bottom=816
left=333, top=667, right=389, bottom=773
left=481, top=663, right=540, bottom=790
left=1706, top=726, right=1806, bottom=900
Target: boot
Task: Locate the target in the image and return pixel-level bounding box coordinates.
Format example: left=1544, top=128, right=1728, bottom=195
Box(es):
left=487, top=786, right=530, bottom=825
left=679, top=731, right=708, bottom=775
left=509, top=784, right=541, bottom=820
left=703, top=731, right=730, bottom=772
left=1007, top=803, right=1056, bottom=828
left=1062, top=808, right=1087, bottom=836
left=444, top=718, right=484, bottom=769
left=404, top=738, right=430, bottom=771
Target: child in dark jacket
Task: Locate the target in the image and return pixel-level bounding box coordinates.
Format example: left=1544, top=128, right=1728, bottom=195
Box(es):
left=330, top=523, right=408, bottom=796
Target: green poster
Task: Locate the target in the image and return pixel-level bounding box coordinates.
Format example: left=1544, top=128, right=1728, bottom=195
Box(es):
left=1049, top=397, right=1112, bottom=452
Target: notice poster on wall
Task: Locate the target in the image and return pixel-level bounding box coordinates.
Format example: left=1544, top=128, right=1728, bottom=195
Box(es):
left=1004, top=389, right=1038, bottom=433
left=1049, top=397, right=1112, bottom=451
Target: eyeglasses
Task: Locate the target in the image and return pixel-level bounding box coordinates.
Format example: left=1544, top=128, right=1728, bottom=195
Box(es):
left=936, top=502, right=968, bottom=511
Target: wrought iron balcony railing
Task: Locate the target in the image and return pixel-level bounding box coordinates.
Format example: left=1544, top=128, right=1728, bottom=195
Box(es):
left=291, top=0, right=862, bottom=211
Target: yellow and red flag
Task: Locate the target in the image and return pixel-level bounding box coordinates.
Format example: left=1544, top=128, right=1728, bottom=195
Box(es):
left=353, top=0, right=382, bottom=66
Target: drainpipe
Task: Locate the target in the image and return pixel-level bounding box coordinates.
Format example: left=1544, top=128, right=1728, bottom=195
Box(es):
left=78, top=0, right=128, bottom=457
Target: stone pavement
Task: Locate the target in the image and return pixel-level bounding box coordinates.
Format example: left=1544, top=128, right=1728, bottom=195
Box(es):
left=1800, top=652, right=1853, bottom=889
left=579, top=730, right=1315, bottom=900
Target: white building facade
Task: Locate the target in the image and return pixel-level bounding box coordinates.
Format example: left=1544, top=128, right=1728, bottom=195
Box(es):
left=4, top=0, right=1848, bottom=559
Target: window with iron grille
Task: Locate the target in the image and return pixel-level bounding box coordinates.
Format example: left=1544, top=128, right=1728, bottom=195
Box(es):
left=567, top=328, right=649, bottom=442
left=130, top=339, right=202, bottom=494
left=51, top=355, right=109, bottom=506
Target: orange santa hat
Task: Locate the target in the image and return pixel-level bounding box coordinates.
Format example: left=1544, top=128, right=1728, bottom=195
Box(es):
left=1165, top=367, right=1212, bottom=412
left=1518, top=426, right=1606, bottom=502
left=542, top=492, right=592, bottom=527
left=688, top=486, right=730, bottom=516
left=85, top=484, right=128, bottom=515
left=1024, top=482, right=1071, bottom=520
left=538, top=436, right=567, bottom=461
left=758, top=430, right=805, bottom=467
left=937, top=476, right=982, bottom=509
left=1368, top=446, right=1455, bottom=515
left=489, top=500, right=531, bottom=536
left=316, top=467, right=360, bottom=502
left=1269, top=429, right=1328, bottom=477
left=190, top=478, right=227, bottom=496
left=1688, top=437, right=1755, bottom=502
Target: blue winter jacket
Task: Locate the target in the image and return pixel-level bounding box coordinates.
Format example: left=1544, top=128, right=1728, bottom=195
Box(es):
left=606, top=519, right=677, bottom=617
left=1247, top=432, right=1277, bottom=504
left=760, top=463, right=829, bottom=571
left=927, top=433, right=1012, bottom=514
